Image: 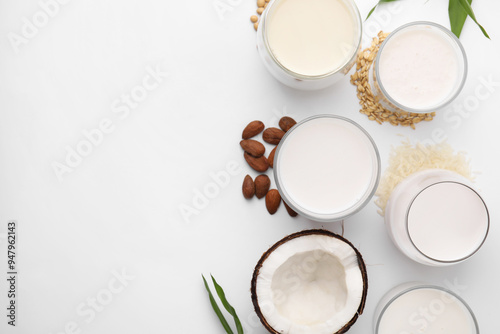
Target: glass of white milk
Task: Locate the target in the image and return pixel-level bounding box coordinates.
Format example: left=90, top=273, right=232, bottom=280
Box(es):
left=256, top=0, right=362, bottom=90
left=274, top=115, right=380, bottom=222
left=370, top=22, right=468, bottom=113
left=385, top=169, right=489, bottom=266
left=375, top=283, right=479, bottom=334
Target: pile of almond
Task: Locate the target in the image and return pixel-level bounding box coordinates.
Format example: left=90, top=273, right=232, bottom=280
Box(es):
left=240, top=116, right=298, bottom=217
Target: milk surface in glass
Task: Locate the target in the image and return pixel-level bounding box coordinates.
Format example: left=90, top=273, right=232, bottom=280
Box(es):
left=378, top=25, right=461, bottom=109
left=378, top=288, right=477, bottom=334
left=267, top=0, right=358, bottom=76
left=407, top=182, right=489, bottom=262
left=278, top=117, right=376, bottom=216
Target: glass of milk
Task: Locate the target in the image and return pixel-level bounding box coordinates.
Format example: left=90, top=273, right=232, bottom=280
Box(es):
left=274, top=115, right=380, bottom=222
left=375, top=283, right=479, bottom=334
left=370, top=22, right=468, bottom=113
left=385, top=169, right=489, bottom=266
left=256, top=0, right=362, bottom=90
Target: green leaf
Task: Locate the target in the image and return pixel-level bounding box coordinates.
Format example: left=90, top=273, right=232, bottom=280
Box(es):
left=366, top=4, right=378, bottom=20
left=366, top=0, right=401, bottom=20
left=449, top=0, right=470, bottom=38
left=457, top=0, right=490, bottom=39
left=211, top=275, right=244, bottom=334
left=202, top=275, right=234, bottom=334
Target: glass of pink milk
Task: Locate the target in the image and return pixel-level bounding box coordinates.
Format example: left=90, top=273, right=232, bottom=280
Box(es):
left=370, top=22, right=468, bottom=113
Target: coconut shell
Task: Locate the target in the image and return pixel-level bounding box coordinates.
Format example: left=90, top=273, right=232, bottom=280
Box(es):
left=250, top=229, right=368, bottom=334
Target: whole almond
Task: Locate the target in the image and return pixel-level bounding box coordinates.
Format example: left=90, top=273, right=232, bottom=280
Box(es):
left=255, top=175, right=271, bottom=199
left=268, top=146, right=276, bottom=168
left=283, top=201, right=298, bottom=217
left=263, top=127, right=285, bottom=145
left=265, top=189, right=281, bottom=215
left=242, top=121, right=265, bottom=139
left=279, top=116, right=297, bottom=132
left=244, top=152, right=269, bottom=172
left=240, top=139, right=265, bottom=158
left=242, top=175, right=255, bottom=199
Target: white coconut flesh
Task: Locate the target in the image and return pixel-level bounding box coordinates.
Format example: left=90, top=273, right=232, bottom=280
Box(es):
left=255, top=234, right=365, bottom=334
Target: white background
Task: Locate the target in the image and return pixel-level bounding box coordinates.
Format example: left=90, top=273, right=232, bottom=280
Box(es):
left=0, top=0, right=499, bottom=333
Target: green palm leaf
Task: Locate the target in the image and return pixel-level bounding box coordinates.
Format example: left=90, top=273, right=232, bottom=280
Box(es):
left=449, top=0, right=471, bottom=38
left=366, top=0, right=401, bottom=20
left=202, top=275, right=234, bottom=334
left=366, top=0, right=489, bottom=40
left=457, top=0, right=490, bottom=38
left=211, top=275, right=244, bottom=334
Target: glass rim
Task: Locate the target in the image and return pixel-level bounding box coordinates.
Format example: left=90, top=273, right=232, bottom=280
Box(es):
left=375, top=284, right=480, bottom=334
left=405, top=180, right=490, bottom=264
left=261, top=0, right=363, bottom=80
left=374, top=21, right=468, bottom=113
left=273, top=114, right=381, bottom=222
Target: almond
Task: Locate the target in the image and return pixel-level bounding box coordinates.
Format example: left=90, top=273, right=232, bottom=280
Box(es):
left=268, top=146, right=276, bottom=168
left=265, top=189, right=281, bottom=215
left=242, top=120, right=265, bottom=139
left=255, top=175, right=271, bottom=199
left=242, top=175, right=255, bottom=199
left=240, top=139, right=265, bottom=158
left=283, top=201, right=298, bottom=217
left=244, top=152, right=269, bottom=172
left=279, top=116, right=297, bottom=132
left=262, top=127, right=285, bottom=145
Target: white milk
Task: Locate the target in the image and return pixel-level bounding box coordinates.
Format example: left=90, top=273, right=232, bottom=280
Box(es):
left=408, top=182, right=489, bottom=262
left=378, top=288, right=477, bottom=334
left=267, top=0, right=358, bottom=76
left=277, top=117, right=378, bottom=219
left=385, top=169, right=489, bottom=266
left=378, top=26, right=461, bottom=109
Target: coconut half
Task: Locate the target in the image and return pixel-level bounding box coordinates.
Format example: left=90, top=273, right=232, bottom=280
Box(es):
left=251, top=230, right=368, bottom=334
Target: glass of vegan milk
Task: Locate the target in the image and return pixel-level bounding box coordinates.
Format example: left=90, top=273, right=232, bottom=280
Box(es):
left=371, top=22, right=467, bottom=113
left=274, top=115, right=380, bottom=222
left=256, top=0, right=362, bottom=90
left=385, top=169, right=489, bottom=266
left=375, top=283, right=479, bottom=334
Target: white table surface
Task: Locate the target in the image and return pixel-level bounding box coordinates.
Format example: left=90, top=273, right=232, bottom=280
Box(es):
left=1, top=0, right=499, bottom=333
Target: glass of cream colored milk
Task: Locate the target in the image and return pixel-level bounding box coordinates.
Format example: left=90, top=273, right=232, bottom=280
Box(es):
left=370, top=22, right=467, bottom=113
left=256, top=0, right=362, bottom=90
left=274, top=115, right=380, bottom=222
left=375, top=283, right=479, bottom=334
left=385, top=169, right=489, bottom=266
